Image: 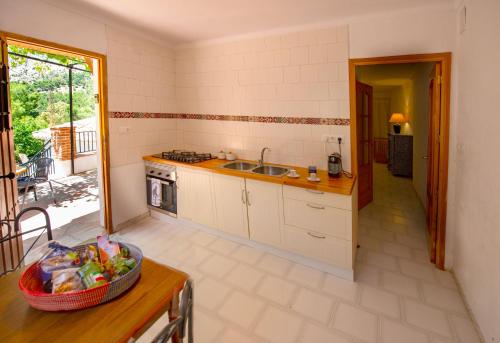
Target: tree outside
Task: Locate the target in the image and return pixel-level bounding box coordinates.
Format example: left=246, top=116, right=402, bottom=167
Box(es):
left=8, top=45, right=95, bottom=160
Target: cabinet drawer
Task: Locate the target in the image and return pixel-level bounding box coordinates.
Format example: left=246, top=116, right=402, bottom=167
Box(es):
left=283, top=185, right=351, bottom=210
left=284, top=198, right=350, bottom=240
left=283, top=226, right=351, bottom=269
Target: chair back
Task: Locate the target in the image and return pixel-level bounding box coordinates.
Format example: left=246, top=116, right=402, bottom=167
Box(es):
left=0, top=207, right=52, bottom=277
left=34, top=158, right=53, bottom=180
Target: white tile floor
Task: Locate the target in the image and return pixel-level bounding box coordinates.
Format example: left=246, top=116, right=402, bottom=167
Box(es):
left=112, top=163, right=482, bottom=343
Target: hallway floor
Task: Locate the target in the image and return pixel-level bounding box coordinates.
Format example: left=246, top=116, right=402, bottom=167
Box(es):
left=109, top=163, right=481, bottom=343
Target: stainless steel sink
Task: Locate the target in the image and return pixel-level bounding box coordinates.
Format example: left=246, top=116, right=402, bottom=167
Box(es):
left=252, top=165, right=290, bottom=177
left=221, top=161, right=258, bottom=171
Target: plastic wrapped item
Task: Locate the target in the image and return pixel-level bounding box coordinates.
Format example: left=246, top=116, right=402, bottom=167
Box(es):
left=97, top=235, right=120, bottom=264
left=51, top=268, right=84, bottom=294
left=82, top=244, right=99, bottom=264
left=105, top=255, right=137, bottom=280
left=77, top=262, right=108, bottom=289
left=39, top=242, right=81, bottom=282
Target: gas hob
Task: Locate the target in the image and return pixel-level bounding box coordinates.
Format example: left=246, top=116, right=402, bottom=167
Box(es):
left=154, top=150, right=215, bottom=164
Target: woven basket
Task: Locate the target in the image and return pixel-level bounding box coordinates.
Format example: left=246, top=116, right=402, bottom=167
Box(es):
left=19, top=243, right=143, bottom=311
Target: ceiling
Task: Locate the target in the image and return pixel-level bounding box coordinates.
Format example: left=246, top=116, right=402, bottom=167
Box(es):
left=356, top=63, right=425, bottom=87
left=45, top=0, right=452, bottom=45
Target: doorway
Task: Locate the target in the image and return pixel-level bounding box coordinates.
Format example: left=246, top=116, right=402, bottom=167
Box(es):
left=349, top=53, right=451, bottom=269
left=0, top=32, right=112, bottom=271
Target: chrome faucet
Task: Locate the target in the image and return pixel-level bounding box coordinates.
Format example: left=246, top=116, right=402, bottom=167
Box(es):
left=259, top=147, right=271, bottom=165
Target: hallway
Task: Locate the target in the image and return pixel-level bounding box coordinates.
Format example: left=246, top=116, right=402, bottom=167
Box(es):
left=356, top=163, right=481, bottom=342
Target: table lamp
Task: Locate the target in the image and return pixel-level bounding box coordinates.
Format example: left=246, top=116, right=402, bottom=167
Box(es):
left=389, top=113, right=406, bottom=134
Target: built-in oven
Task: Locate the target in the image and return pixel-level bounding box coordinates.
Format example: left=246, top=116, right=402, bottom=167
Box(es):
left=145, top=162, right=177, bottom=217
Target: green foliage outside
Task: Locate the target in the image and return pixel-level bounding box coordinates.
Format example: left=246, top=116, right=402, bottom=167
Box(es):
left=8, top=45, right=95, bottom=161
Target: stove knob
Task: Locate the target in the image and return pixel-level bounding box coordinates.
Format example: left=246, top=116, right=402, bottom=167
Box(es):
left=149, top=171, right=154, bottom=174
left=158, top=172, right=162, bottom=175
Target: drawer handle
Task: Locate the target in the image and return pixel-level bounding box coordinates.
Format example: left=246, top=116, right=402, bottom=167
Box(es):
left=241, top=189, right=246, bottom=204
left=246, top=190, right=251, bottom=206
left=306, top=203, right=325, bottom=210
left=307, top=232, right=326, bottom=239
left=306, top=189, right=324, bottom=195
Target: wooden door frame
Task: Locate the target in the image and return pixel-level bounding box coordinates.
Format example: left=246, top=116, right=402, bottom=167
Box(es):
left=0, top=31, right=113, bottom=233
left=349, top=52, right=451, bottom=269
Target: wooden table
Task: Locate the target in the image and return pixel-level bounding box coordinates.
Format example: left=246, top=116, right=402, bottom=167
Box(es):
left=0, top=258, right=188, bottom=343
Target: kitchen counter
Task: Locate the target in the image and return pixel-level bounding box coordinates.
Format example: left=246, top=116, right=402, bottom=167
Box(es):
left=143, top=155, right=356, bottom=195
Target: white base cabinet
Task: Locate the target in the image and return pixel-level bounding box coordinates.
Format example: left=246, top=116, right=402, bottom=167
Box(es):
left=177, top=167, right=216, bottom=228
left=212, top=174, right=249, bottom=238
left=175, top=168, right=356, bottom=277
left=246, top=179, right=283, bottom=247
left=282, top=185, right=356, bottom=271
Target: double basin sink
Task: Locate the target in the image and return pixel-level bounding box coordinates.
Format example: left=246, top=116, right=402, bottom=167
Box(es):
left=221, top=161, right=290, bottom=177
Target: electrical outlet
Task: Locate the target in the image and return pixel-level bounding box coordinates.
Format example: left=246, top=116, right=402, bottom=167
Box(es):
left=321, top=134, right=344, bottom=143
left=321, top=134, right=334, bottom=142
left=119, top=126, right=130, bottom=134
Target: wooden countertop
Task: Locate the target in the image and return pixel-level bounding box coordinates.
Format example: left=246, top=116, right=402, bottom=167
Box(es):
left=143, top=155, right=356, bottom=195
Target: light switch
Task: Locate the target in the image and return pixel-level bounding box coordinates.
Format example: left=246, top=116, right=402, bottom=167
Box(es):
left=119, top=126, right=130, bottom=134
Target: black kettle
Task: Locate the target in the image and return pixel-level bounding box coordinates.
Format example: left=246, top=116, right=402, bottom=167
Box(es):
left=328, top=153, right=342, bottom=178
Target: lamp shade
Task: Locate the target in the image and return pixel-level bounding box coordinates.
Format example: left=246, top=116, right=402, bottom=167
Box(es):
left=389, top=113, right=407, bottom=123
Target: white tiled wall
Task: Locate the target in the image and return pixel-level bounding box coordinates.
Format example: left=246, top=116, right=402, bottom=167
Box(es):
left=175, top=25, right=349, bottom=117
left=106, top=27, right=178, bottom=167
left=178, top=120, right=351, bottom=171
left=105, top=27, right=178, bottom=225
left=106, top=25, right=352, bottom=225
left=174, top=25, right=351, bottom=170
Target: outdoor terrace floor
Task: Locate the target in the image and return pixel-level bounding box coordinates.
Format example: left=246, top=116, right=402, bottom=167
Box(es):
left=19, top=169, right=103, bottom=262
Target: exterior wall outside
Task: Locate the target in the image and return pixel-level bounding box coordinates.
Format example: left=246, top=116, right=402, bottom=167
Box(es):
left=52, top=153, right=97, bottom=179
left=51, top=127, right=76, bottom=161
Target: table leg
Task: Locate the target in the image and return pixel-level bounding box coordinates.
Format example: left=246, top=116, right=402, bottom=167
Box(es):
left=168, top=292, right=181, bottom=343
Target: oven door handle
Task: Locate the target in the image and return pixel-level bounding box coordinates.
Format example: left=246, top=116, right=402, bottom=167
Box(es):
left=147, top=176, right=174, bottom=186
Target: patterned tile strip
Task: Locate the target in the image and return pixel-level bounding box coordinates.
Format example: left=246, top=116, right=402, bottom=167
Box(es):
left=108, top=112, right=350, bottom=126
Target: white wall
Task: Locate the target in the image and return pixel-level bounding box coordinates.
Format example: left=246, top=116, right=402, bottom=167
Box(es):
left=349, top=6, right=456, bottom=59
left=449, top=1, right=500, bottom=342
left=0, top=0, right=106, bottom=54
left=105, top=26, right=177, bottom=225
left=175, top=25, right=351, bottom=170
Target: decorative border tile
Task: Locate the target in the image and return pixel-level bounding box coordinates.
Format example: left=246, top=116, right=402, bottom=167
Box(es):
left=108, top=112, right=350, bottom=126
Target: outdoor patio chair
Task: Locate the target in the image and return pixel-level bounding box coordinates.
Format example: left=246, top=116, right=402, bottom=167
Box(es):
left=18, top=157, right=56, bottom=209
left=0, top=207, right=53, bottom=277
left=152, top=278, right=193, bottom=343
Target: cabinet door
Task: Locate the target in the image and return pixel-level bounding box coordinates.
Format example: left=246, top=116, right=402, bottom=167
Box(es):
left=177, top=167, right=194, bottom=220
left=191, top=170, right=216, bottom=228
left=178, top=168, right=216, bottom=228
left=212, top=174, right=249, bottom=238
left=246, top=179, right=282, bottom=247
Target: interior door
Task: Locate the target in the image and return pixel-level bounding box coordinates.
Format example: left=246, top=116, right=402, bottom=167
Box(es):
left=0, top=35, right=21, bottom=274
left=356, top=81, right=374, bottom=210
left=426, top=63, right=442, bottom=263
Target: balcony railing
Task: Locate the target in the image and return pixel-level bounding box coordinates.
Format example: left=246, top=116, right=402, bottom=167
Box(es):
left=76, top=131, right=97, bottom=154
left=18, top=140, right=54, bottom=177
